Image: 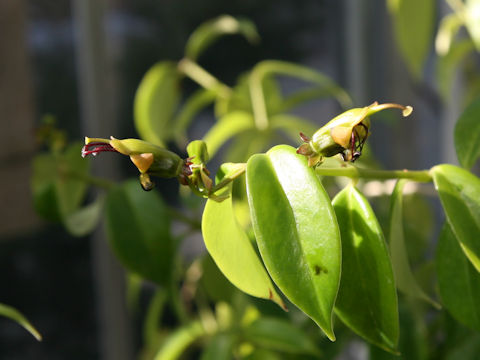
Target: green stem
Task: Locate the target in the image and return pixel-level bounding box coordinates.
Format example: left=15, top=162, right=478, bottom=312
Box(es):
left=209, top=163, right=247, bottom=194
left=315, top=166, right=432, bottom=183
left=153, top=320, right=205, bottom=360
left=249, top=67, right=269, bottom=130
left=208, top=163, right=433, bottom=195
left=169, top=278, right=189, bottom=325
left=178, top=58, right=231, bottom=99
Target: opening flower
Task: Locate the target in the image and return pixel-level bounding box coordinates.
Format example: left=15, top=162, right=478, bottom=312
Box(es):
left=82, top=137, right=191, bottom=190
left=297, top=102, right=413, bottom=167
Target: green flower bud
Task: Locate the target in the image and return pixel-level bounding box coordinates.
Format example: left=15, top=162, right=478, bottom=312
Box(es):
left=182, top=140, right=213, bottom=195
left=82, top=137, right=188, bottom=190
left=297, top=102, right=413, bottom=166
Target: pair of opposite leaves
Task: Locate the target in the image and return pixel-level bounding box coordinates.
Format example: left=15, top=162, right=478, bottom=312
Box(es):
left=202, top=145, right=398, bottom=353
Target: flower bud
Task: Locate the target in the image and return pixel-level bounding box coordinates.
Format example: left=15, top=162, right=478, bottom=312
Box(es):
left=297, top=102, right=413, bottom=166
left=82, top=137, right=187, bottom=189
left=183, top=140, right=213, bottom=195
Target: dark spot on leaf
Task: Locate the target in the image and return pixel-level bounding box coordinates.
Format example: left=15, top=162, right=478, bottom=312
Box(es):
left=313, top=264, right=328, bottom=275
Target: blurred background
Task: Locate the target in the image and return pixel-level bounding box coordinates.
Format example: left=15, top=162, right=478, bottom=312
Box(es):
left=0, top=0, right=472, bottom=359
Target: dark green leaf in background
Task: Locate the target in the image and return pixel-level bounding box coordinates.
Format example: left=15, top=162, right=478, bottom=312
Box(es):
left=0, top=303, right=42, bottom=341
left=202, top=111, right=254, bottom=158
left=200, top=333, right=236, bottom=360
left=247, top=145, right=341, bottom=340
left=202, top=163, right=285, bottom=309
left=243, top=317, right=320, bottom=356
left=389, top=180, right=440, bottom=308
left=153, top=321, right=205, bottom=360
left=436, top=224, right=480, bottom=332
left=173, top=89, right=216, bottom=146
left=454, top=97, right=480, bottom=169
left=134, top=61, right=181, bottom=146
left=270, top=114, right=318, bottom=145
left=105, top=180, right=174, bottom=286
left=64, top=195, right=104, bottom=237
left=333, top=185, right=399, bottom=353
left=31, top=142, right=89, bottom=222
left=200, top=254, right=236, bottom=303
left=369, top=302, right=427, bottom=360
left=445, top=333, right=480, bottom=360
left=214, top=74, right=283, bottom=119
left=431, top=164, right=480, bottom=272
left=387, top=0, right=435, bottom=78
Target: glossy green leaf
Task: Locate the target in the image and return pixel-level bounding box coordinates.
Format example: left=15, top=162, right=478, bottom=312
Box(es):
left=454, top=97, right=480, bottom=169
left=64, top=195, right=104, bottom=237
left=332, top=186, right=399, bottom=352
left=31, top=142, right=89, bottom=222
left=185, top=15, right=259, bottom=61
left=153, top=321, right=205, bottom=360
left=387, top=0, right=435, bottom=78
left=202, top=111, right=254, bottom=157
left=0, top=303, right=42, bottom=341
left=243, top=317, right=320, bottom=355
left=200, top=333, right=236, bottom=360
left=105, top=179, right=174, bottom=286
left=202, top=164, right=285, bottom=309
left=431, top=164, right=480, bottom=272
left=246, top=145, right=341, bottom=340
left=389, top=180, right=440, bottom=308
left=436, top=223, right=480, bottom=332
left=134, top=61, right=180, bottom=146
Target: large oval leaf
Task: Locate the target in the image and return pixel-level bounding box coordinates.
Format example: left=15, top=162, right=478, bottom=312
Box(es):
left=246, top=145, right=341, bottom=340
left=454, top=97, right=480, bottom=169
left=389, top=180, right=440, bottom=308
left=332, top=186, right=399, bottom=352
left=105, top=180, right=174, bottom=286
left=436, top=223, right=480, bottom=332
left=202, top=164, right=285, bottom=309
left=431, top=164, right=480, bottom=272
left=134, top=61, right=180, bottom=146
